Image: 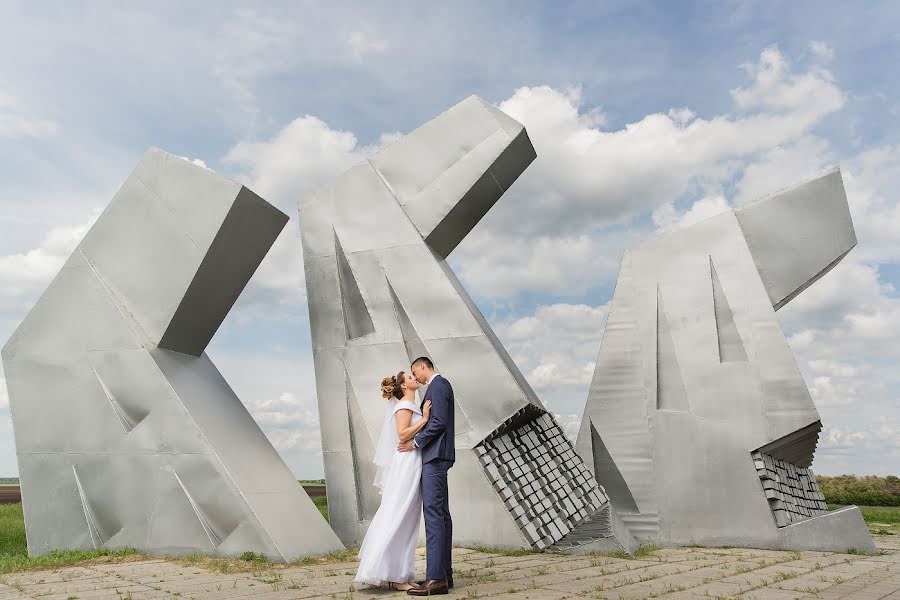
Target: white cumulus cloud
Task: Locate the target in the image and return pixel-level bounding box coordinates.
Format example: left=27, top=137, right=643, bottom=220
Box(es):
left=0, top=212, right=98, bottom=314
left=244, top=391, right=323, bottom=453
left=487, top=45, right=844, bottom=237
left=731, top=44, right=844, bottom=115
left=225, top=115, right=365, bottom=208
left=224, top=116, right=401, bottom=320
left=652, top=195, right=730, bottom=234
left=451, top=45, right=848, bottom=301
left=495, top=302, right=608, bottom=418
left=808, top=40, right=835, bottom=63
left=0, top=90, right=57, bottom=139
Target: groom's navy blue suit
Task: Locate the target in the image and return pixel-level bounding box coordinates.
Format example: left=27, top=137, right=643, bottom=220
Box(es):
left=413, top=374, right=455, bottom=581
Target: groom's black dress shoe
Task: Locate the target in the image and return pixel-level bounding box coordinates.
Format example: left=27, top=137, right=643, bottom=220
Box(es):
left=415, top=576, right=453, bottom=589
left=407, top=579, right=448, bottom=595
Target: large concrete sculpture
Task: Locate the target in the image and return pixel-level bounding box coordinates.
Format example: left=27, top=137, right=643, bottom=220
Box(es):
left=574, top=168, right=875, bottom=552
left=300, top=96, right=636, bottom=553
left=2, top=148, right=343, bottom=560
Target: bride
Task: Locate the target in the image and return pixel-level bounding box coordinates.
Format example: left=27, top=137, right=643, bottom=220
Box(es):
left=354, top=371, right=432, bottom=590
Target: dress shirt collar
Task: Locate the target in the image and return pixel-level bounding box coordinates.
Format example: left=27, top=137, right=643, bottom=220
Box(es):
left=426, top=373, right=440, bottom=386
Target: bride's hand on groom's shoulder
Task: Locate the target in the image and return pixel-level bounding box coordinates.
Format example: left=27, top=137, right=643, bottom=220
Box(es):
left=423, top=400, right=432, bottom=420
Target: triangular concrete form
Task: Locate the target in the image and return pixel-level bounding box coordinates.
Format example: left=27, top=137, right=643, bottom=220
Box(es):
left=91, top=367, right=149, bottom=433
left=345, top=376, right=381, bottom=521
left=710, top=257, right=748, bottom=363
left=656, top=288, right=689, bottom=412
left=301, top=96, right=629, bottom=552
left=576, top=170, right=874, bottom=552
left=1, top=148, right=343, bottom=561
left=387, top=279, right=430, bottom=363
left=334, top=230, right=375, bottom=339
left=590, top=421, right=639, bottom=513
left=575, top=252, right=659, bottom=541
left=171, top=467, right=227, bottom=547
left=72, top=466, right=104, bottom=549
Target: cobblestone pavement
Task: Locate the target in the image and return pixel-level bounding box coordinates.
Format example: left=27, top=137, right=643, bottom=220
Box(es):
left=0, top=536, right=897, bottom=600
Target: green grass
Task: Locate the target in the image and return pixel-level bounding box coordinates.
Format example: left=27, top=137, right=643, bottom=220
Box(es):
left=0, top=502, right=140, bottom=573
left=0, top=547, right=139, bottom=574
left=312, top=496, right=328, bottom=521
left=828, top=505, right=900, bottom=523
left=178, top=546, right=359, bottom=573
left=589, top=543, right=659, bottom=559
left=632, top=544, right=659, bottom=558
left=465, top=544, right=534, bottom=556
left=0, top=503, right=25, bottom=557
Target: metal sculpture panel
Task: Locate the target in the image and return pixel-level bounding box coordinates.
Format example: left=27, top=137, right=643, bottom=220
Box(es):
left=2, top=148, right=343, bottom=560
left=574, top=168, right=874, bottom=552
left=300, top=96, right=635, bottom=552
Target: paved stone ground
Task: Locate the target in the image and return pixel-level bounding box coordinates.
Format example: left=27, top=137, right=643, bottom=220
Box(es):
left=0, top=536, right=897, bottom=600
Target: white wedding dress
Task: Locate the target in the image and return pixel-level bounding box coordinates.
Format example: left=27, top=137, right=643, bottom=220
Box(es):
left=354, top=398, right=423, bottom=586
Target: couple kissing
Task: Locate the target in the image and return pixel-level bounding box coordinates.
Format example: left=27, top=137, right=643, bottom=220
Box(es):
left=354, top=356, right=455, bottom=595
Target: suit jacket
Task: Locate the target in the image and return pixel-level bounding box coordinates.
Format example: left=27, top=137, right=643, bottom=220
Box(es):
left=414, top=375, right=456, bottom=465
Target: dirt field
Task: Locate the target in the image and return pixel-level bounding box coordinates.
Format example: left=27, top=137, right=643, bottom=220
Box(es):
left=0, top=489, right=19, bottom=505
left=303, top=485, right=326, bottom=497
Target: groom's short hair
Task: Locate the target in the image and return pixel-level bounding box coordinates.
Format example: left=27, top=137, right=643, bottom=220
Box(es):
left=412, top=356, right=434, bottom=371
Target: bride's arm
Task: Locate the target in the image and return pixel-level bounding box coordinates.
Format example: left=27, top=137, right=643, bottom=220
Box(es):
left=395, top=405, right=430, bottom=442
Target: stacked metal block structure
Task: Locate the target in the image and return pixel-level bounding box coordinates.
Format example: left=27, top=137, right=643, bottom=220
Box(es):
left=475, top=409, right=607, bottom=549
left=300, top=96, right=632, bottom=551
left=2, top=148, right=343, bottom=560
left=752, top=450, right=828, bottom=527
left=574, top=168, right=875, bottom=552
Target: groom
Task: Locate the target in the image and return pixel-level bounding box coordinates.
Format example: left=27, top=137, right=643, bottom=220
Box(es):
left=397, top=356, right=454, bottom=596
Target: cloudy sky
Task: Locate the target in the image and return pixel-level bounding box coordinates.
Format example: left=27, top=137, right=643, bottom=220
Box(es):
left=0, top=2, right=898, bottom=478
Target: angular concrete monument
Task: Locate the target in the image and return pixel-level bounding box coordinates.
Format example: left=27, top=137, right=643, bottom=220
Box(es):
left=574, top=168, right=875, bottom=552
left=2, top=148, right=343, bottom=560
left=300, top=96, right=636, bottom=552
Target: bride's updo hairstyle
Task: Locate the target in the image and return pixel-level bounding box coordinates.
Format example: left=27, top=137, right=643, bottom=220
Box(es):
left=380, top=372, right=406, bottom=400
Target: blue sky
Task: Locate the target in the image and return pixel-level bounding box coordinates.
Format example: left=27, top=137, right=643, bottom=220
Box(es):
left=0, top=2, right=898, bottom=478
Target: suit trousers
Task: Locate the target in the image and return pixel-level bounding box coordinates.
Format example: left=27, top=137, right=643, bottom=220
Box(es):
left=422, top=458, right=453, bottom=580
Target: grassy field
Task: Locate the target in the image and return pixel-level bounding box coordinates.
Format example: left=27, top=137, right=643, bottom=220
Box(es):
left=312, top=495, right=328, bottom=521
left=0, top=503, right=139, bottom=574
left=0, top=503, right=26, bottom=557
